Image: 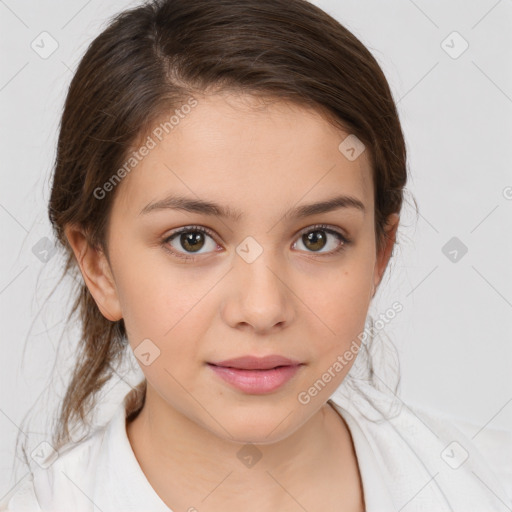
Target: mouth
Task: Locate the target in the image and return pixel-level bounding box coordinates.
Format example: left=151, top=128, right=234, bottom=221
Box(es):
left=206, top=356, right=304, bottom=394
left=208, top=354, right=302, bottom=370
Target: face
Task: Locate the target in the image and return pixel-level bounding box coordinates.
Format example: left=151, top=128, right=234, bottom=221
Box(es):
left=68, top=92, right=398, bottom=444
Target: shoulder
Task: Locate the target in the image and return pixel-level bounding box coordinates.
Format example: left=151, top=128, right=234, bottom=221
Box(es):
left=0, top=476, right=40, bottom=512
left=330, top=387, right=512, bottom=511
left=0, top=421, right=110, bottom=512
left=407, top=402, right=512, bottom=503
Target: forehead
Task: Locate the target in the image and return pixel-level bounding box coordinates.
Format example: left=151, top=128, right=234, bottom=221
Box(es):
left=112, top=93, right=374, bottom=221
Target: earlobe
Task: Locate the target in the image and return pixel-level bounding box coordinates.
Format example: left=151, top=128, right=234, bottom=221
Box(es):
left=64, top=224, right=123, bottom=322
left=372, top=213, right=400, bottom=297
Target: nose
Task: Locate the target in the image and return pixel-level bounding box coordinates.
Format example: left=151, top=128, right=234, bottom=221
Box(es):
left=221, top=250, right=295, bottom=335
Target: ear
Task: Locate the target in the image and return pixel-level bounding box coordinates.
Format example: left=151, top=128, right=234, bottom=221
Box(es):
left=64, top=224, right=123, bottom=322
left=372, top=213, right=400, bottom=298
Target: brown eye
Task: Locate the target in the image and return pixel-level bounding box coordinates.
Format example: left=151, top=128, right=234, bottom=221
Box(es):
left=293, top=225, right=349, bottom=255
left=302, top=230, right=328, bottom=252
left=163, top=226, right=218, bottom=260
left=179, top=231, right=206, bottom=253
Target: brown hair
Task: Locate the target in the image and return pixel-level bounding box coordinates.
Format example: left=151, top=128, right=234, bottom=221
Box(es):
left=19, top=0, right=412, bottom=464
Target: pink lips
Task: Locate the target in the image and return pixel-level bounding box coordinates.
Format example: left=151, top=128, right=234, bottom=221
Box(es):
left=207, top=355, right=304, bottom=394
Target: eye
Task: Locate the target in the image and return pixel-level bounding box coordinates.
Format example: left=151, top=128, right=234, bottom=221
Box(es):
left=162, top=225, right=219, bottom=261
left=292, top=224, right=350, bottom=256
left=162, top=223, right=351, bottom=262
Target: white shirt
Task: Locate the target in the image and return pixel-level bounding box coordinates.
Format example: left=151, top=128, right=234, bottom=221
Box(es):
left=1, top=382, right=511, bottom=512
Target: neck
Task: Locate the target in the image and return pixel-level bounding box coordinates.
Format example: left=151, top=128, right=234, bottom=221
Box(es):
left=126, top=386, right=364, bottom=511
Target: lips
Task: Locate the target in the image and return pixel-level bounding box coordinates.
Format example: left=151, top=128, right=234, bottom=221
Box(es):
left=208, top=354, right=302, bottom=370
left=206, top=355, right=305, bottom=393
left=207, top=359, right=303, bottom=394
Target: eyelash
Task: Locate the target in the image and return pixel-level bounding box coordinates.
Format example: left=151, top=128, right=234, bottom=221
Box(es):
left=162, top=223, right=351, bottom=262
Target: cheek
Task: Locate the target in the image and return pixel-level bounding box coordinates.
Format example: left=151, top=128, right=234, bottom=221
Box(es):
left=118, top=265, right=210, bottom=392
left=298, top=276, right=372, bottom=403
left=111, top=237, right=207, bottom=332
left=306, top=255, right=374, bottom=364
left=314, top=254, right=374, bottom=321
left=113, top=259, right=224, bottom=378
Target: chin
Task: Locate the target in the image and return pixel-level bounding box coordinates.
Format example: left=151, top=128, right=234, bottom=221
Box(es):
left=207, top=404, right=308, bottom=445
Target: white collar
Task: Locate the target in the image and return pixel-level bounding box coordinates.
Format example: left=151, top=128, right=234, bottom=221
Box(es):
left=328, top=397, right=397, bottom=511
left=92, top=400, right=172, bottom=511
left=32, top=384, right=511, bottom=512
left=98, top=397, right=396, bottom=512
left=98, top=394, right=399, bottom=511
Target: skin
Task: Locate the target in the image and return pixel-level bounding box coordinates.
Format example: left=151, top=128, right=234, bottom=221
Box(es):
left=65, top=92, right=399, bottom=511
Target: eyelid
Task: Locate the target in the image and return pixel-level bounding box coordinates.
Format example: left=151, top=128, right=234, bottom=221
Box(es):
left=296, top=223, right=349, bottom=241
left=165, top=224, right=217, bottom=240
left=164, top=223, right=349, bottom=242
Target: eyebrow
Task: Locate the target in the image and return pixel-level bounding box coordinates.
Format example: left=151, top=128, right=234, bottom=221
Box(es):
left=139, top=193, right=366, bottom=220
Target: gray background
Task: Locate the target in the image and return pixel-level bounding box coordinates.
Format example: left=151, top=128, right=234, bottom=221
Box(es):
left=1, top=0, right=511, bottom=497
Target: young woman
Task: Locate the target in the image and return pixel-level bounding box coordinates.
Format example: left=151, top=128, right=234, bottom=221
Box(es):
left=2, top=0, right=510, bottom=510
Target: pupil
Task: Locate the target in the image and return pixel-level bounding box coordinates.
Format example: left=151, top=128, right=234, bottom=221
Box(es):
left=304, top=230, right=326, bottom=251
left=181, top=232, right=204, bottom=252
